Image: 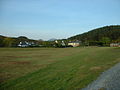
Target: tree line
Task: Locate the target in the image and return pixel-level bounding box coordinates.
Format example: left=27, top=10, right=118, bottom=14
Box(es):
left=0, top=36, right=68, bottom=47
left=68, top=25, right=120, bottom=46
left=0, top=36, right=41, bottom=47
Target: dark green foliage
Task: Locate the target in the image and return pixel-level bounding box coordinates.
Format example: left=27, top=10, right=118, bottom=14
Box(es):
left=100, top=37, right=111, bottom=46
left=18, top=36, right=28, bottom=39
left=3, top=37, right=14, bottom=47
left=0, top=35, right=5, bottom=47
left=68, top=25, right=120, bottom=46
left=0, top=35, right=43, bottom=47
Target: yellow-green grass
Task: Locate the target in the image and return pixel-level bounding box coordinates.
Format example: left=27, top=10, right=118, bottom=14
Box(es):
left=0, top=47, right=120, bottom=90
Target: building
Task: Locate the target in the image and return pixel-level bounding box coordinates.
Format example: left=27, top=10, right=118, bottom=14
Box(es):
left=18, top=41, right=35, bottom=47
left=110, top=43, right=120, bottom=47
left=18, top=41, right=29, bottom=47
left=68, top=41, right=80, bottom=47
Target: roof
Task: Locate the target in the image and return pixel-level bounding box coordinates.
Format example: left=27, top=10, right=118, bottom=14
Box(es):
left=68, top=41, right=80, bottom=43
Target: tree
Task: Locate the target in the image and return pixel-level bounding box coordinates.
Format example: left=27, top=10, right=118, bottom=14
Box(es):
left=0, top=36, right=4, bottom=47
left=115, top=37, right=120, bottom=43
left=101, top=37, right=111, bottom=46
left=3, top=38, right=14, bottom=47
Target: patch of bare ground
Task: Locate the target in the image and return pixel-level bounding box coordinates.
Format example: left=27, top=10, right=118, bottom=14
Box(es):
left=0, top=73, right=13, bottom=83
left=0, top=55, right=30, bottom=58
left=99, top=87, right=106, bottom=90
left=90, top=66, right=102, bottom=71
left=10, top=61, right=31, bottom=65
left=0, top=61, right=31, bottom=68
left=80, top=65, right=86, bottom=69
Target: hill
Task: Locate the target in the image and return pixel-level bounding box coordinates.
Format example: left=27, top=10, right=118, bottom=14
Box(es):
left=0, top=35, right=40, bottom=47
left=68, top=25, right=120, bottom=46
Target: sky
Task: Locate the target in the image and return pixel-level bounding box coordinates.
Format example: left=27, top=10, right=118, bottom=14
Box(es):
left=0, top=0, right=120, bottom=40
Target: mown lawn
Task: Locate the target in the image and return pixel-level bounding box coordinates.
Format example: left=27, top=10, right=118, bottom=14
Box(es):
left=0, top=47, right=120, bottom=90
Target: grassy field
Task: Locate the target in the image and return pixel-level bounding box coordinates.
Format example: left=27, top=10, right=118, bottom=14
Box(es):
left=0, top=47, right=120, bottom=90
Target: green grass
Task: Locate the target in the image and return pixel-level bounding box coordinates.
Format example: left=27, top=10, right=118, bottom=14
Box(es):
left=0, top=47, right=120, bottom=90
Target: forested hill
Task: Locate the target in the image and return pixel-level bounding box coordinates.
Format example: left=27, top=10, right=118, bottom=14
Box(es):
left=68, top=25, right=120, bottom=43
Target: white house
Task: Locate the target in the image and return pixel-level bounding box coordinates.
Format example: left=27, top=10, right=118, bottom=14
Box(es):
left=18, top=41, right=29, bottom=47
left=110, top=43, right=120, bottom=47
left=68, top=41, right=80, bottom=47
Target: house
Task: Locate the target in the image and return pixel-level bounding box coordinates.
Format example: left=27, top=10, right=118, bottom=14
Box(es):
left=54, top=40, right=66, bottom=47
left=18, top=41, right=39, bottom=47
left=18, top=41, right=29, bottom=47
left=18, top=41, right=37, bottom=47
left=110, top=43, right=120, bottom=47
left=68, top=41, right=80, bottom=47
left=61, top=41, right=66, bottom=46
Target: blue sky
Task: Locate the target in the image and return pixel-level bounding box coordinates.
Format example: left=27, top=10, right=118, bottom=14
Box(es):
left=0, top=0, right=120, bottom=40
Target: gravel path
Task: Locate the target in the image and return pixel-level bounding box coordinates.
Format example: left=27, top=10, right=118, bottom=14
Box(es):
left=82, top=63, right=120, bottom=90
